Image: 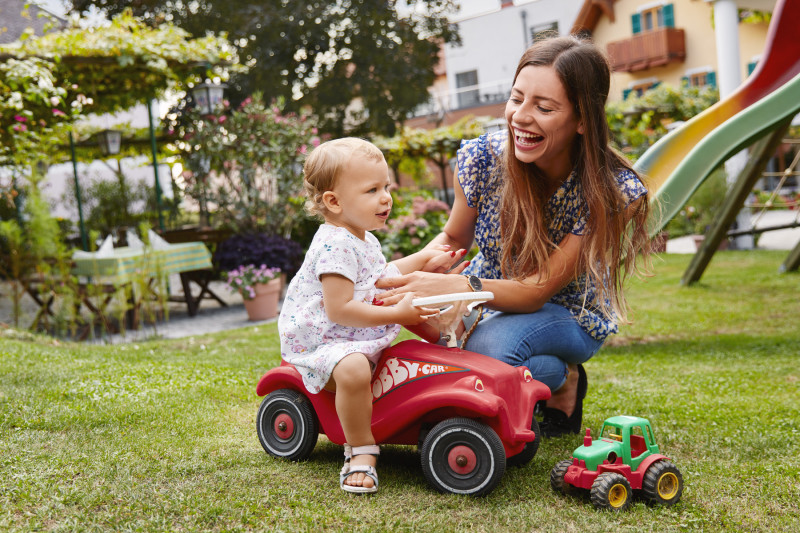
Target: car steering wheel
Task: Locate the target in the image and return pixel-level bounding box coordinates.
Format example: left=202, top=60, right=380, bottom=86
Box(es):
left=412, top=291, right=494, bottom=348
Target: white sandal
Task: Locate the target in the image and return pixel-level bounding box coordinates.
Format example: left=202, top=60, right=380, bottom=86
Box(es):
left=340, top=444, right=380, bottom=494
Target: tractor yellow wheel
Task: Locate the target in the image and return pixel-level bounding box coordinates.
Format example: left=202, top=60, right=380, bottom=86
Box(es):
left=643, top=460, right=684, bottom=506
left=590, top=472, right=632, bottom=511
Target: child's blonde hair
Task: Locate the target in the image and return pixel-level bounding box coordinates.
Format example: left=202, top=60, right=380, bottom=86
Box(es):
left=303, top=137, right=386, bottom=218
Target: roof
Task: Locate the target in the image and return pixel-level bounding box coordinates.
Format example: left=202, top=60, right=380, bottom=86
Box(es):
left=603, top=415, right=652, bottom=428
left=570, top=0, right=615, bottom=34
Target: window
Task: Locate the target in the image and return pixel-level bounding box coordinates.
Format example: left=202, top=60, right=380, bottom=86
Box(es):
left=623, top=79, right=660, bottom=99
left=641, top=6, right=664, bottom=31
left=632, top=3, right=675, bottom=34
left=682, top=70, right=717, bottom=88
left=747, top=56, right=761, bottom=76
left=531, top=21, right=558, bottom=44
left=455, top=70, right=480, bottom=109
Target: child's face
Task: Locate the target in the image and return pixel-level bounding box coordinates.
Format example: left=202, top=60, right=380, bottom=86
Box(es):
left=325, top=156, right=393, bottom=239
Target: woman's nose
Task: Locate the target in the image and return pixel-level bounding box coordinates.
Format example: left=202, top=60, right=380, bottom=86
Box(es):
left=514, top=101, right=534, bottom=123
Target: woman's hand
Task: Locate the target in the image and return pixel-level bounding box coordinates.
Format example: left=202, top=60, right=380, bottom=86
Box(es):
left=375, top=271, right=470, bottom=306
left=420, top=248, right=469, bottom=273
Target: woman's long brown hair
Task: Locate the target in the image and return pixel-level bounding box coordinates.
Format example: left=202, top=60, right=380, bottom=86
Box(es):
left=499, top=35, right=653, bottom=322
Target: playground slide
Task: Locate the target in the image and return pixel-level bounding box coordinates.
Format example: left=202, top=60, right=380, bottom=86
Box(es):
left=632, top=0, right=800, bottom=234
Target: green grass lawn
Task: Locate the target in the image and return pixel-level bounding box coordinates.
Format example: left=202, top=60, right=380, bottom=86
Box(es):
left=2, top=250, right=799, bottom=532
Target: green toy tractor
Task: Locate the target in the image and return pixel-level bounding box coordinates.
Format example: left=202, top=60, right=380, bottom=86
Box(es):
left=550, top=415, right=683, bottom=511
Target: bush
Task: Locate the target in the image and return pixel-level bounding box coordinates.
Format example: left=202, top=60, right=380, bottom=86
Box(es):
left=377, top=189, right=450, bottom=260
left=665, top=168, right=728, bottom=237
left=173, top=94, right=322, bottom=236
left=607, top=83, right=718, bottom=161
left=214, top=233, right=303, bottom=278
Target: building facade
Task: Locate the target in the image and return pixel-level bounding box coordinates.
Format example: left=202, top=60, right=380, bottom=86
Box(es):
left=571, top=0, right=773, bottom=102
left=407, top=0, right=583, bottom=129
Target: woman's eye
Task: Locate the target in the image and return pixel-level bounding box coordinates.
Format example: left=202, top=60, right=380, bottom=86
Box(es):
left=367, top=188, right=377, bottom=193
left=538, top=106, right=553, bottom=114
left=508, top=97, right=522, bottom=104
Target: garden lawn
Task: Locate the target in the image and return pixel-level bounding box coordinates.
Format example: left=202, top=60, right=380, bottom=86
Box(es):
left=1, top=250, right=799, bottom=532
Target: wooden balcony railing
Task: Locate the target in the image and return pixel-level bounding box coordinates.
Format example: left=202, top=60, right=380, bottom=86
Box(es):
left=606, top=27, right=686, bottom=73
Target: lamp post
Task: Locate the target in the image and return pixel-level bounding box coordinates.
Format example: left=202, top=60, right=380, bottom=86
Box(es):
left=96, top=128, right=131, bottom=223
left=96, top=129, right=122, bottom=156
left=190, top=81, right=226, bottom=227
left=69, top=132, right=89, bottom=251
left=191, top=81, right=227, bottom=115
left=147, top=98, right=166, bottom=231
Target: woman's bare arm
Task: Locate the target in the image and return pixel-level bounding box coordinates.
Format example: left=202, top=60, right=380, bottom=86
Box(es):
left=426, top=169, right=477, bottom=252
left=376, top=232, right=582, bottom=313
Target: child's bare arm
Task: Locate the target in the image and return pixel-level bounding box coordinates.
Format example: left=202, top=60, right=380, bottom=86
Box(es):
left=321, top=273, right=437, bottom=328
left=391, top=246, right=467, bottom=275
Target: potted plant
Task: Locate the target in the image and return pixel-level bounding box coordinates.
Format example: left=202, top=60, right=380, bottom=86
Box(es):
left=225, top=264, right=282, bottom=321
left=215, top=233, right=303, bottom=282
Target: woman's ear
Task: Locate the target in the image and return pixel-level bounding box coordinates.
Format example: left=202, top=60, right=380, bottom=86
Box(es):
left=577, top=120, right=585, bottom=135
left=322, top=191, right=341, bottom=213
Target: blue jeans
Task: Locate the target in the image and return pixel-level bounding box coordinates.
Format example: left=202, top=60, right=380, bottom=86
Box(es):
left=463, top=303, right=604, bottom=391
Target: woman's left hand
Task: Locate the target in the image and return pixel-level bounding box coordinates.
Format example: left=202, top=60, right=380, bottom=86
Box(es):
left=375, top=271, right=470, bottom=306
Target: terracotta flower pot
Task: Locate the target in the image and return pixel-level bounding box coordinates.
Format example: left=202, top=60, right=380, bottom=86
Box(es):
left=242, top=277, right=281, bottom=321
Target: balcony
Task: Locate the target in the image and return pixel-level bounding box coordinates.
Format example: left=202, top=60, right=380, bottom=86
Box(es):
left=410, top=79, right=511, bottom=119
left=607, top=27, right=686, bottom=73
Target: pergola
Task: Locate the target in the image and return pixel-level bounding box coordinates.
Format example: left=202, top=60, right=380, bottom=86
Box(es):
left=0, top=11, right=237, bottom=247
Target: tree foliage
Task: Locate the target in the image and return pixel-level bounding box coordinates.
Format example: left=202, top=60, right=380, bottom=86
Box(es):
left=68, top=0, right=460, bottom=137
left=606, top=83, right=719, bottom=160
left=374, top=115, right=488, bottom=187
left=170, top=94, right=321, bottom=236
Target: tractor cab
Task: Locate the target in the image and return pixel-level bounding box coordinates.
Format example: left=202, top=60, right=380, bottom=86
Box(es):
left=573, top=415, right=660, bottom=471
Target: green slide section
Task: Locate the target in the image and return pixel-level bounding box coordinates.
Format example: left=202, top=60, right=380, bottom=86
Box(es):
left=646, top=72, right=800, bottom=235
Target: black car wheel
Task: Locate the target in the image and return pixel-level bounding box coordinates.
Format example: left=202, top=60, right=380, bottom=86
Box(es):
left=256, top=389, right=318, bottom=461
left=421, top=417, right=506, bottom=496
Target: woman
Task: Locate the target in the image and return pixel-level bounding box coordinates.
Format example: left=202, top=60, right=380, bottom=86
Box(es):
left=376, top=35, right=653, bottom=437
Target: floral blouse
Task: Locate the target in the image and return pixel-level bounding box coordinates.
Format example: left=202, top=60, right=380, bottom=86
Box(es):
left=457, top=130, right=647, bottom=341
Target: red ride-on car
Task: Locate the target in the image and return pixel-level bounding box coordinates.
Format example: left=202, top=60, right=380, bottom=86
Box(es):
left=256, top=292, right=551, bottom=496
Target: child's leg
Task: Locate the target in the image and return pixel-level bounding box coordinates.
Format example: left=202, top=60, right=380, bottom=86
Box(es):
left=328, top=352, right=376, bottom=488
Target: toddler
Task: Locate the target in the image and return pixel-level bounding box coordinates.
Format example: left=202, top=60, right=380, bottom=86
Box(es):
left=278, top=137, right=459, bottom=493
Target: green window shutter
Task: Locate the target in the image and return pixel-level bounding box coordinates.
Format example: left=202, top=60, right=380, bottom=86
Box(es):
left=663, top=4, right=675, bottom=28
left=681, top=76, right=689, bottom=87
left=747, top=61, right=757, bottom=75
left=706, top=71, right=717, bottom=88
left=651, top=81, right=662, bottom=89
left=631, top=13, right=642, bottom=34
left=622, top=88, right=632, bottom=100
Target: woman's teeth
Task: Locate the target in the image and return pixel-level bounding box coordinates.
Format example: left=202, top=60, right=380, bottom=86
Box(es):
left=515, top=130, right=543, bottom=145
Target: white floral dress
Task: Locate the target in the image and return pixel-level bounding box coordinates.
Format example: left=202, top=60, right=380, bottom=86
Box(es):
left=278, top=224, right=401, bottom=394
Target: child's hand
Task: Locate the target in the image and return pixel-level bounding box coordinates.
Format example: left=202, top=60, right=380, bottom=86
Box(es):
left=392, top=293, right=439, bottom=326
left=421, top=248, right=468, bottom=273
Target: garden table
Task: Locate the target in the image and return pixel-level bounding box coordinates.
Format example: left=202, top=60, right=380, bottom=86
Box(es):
left=71, top=241, right=219, bottom=324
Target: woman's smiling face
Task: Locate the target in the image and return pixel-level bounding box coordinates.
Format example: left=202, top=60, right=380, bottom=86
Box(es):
left=505, top=64, right=584, bottom=182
